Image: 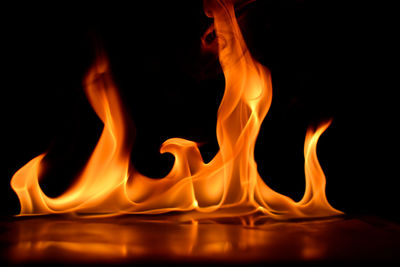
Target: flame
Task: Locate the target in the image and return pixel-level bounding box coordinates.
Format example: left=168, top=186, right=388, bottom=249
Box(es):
left=10, top=0, right=342, bottom=219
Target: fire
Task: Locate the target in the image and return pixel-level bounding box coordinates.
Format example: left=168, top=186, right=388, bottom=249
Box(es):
left=10, top=0, right=342, bottom=219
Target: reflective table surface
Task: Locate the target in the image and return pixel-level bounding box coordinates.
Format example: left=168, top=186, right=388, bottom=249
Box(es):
left=1, top=215, right=399, bottom=264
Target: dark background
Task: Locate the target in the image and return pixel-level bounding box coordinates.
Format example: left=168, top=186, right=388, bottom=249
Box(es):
left=1, top=1, right=398, bottom=221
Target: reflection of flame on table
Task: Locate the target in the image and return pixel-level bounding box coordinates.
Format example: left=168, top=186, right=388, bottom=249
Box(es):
left=3, top=216, right=399, bottom=263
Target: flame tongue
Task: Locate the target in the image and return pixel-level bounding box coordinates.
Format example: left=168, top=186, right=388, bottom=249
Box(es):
left=10, top=58, right=132, bottom=214
left=10, top=0, right=342, bottom=219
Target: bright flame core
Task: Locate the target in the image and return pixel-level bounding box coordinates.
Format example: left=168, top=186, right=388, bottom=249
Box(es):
left=10, top=0, right=342, bottom=220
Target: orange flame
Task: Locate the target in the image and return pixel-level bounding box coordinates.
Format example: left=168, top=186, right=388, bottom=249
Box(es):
left=10, top=0, right=342, bottom=220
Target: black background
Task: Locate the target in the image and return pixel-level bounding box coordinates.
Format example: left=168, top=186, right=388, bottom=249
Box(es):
left=1, top=1, right=398, bottom=221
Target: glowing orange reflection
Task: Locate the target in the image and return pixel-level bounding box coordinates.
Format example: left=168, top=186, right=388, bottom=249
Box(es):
left=4, top=217, right=400, bottom=263
left=8, top=216, right=335, bottom=263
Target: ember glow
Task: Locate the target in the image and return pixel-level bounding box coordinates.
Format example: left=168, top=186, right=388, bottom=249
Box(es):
left=10, top=0, right=342, bottom=220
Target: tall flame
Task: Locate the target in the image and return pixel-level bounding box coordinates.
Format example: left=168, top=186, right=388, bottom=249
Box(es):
left=10, top=0, right=342, bottom=219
